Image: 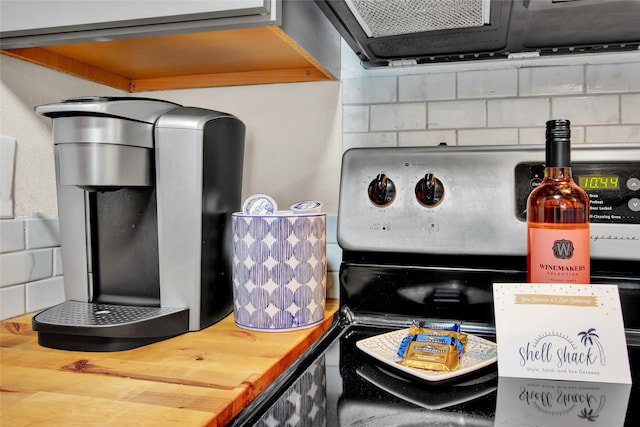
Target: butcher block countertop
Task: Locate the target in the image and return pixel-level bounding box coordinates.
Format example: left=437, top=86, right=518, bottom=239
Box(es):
left=0, top=299, right=339, bottom=427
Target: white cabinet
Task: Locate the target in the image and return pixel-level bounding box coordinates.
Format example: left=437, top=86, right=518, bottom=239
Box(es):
left=0, top=0, right=340, bottom=91
left=0, top=0, right=277, bottom=48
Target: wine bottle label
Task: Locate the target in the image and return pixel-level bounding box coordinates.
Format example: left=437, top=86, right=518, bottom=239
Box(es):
left=528, top=223, right=590, bottom=284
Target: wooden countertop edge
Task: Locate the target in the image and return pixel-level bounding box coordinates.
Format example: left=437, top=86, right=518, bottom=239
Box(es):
left=0, top=299, right=340, bottom=426
left=220, top=308, right=338, bottom=425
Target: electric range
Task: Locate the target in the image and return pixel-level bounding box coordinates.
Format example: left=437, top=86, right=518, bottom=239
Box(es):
left=231, top=143, right=640, bottom=426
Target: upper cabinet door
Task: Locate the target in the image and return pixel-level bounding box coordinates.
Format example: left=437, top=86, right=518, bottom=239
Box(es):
left=0, top=0, right=277, bottom=48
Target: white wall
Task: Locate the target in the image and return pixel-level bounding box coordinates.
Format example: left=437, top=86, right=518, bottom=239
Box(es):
left=0, top=55, right=343, bottom=218
left=140, top=83, right=343, bottom=214
left=1, top=55, right=124, bottom=217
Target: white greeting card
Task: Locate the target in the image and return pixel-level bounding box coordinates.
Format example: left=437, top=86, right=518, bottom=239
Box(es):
left=493, top=283, right=631, bottom=384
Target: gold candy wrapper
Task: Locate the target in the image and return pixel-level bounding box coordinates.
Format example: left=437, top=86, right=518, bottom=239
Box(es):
left=408, top=324, right=468, bottom=346
left=397, top=321, right=467, bottom=372
left=400, top=341, right=460, bottom=371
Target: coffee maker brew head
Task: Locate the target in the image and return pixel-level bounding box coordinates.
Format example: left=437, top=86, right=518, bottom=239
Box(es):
left=36, top=96, right=180, bottom=192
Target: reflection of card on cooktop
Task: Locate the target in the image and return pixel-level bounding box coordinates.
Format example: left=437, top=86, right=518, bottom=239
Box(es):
left=356, top=328, right=498, bottom=382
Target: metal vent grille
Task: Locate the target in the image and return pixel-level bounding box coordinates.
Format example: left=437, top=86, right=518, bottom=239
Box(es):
left=346, top=0, right=490, bottom=38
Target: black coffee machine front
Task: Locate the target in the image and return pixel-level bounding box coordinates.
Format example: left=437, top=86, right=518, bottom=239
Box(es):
left=33, top=97, right=245, bottom=351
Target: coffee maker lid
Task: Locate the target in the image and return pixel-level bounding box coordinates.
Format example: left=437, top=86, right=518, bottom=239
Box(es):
left=36, top=96, right=181, bottom=123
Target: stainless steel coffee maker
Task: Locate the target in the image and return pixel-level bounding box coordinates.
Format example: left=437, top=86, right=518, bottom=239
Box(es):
left=33, top=97, right=245, bottom=351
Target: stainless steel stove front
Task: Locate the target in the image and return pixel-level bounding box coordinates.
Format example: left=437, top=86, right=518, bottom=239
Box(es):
left=338, top=143, right=640, bottom=259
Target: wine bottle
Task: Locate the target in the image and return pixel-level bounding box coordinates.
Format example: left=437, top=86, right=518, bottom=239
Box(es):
left=527, top=119, right=590, bottom=284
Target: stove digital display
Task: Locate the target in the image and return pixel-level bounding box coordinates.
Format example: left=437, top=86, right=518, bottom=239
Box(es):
left=515, top=161, right=640, bottom=224
left=578, top=175, right=619, bottom=190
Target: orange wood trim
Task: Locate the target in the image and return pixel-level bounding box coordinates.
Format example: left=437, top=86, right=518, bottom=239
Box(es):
left=1, top=48, right=132, bottom=92
left=2, top=25, right=337, bottom=92
left=131, top=68, right=331, bottom=92
left=266, top=26, right=337, bottom=80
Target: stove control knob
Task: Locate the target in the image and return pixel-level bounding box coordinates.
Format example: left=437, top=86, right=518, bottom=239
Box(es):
left=415, top=173, right=444, bottom=207
left=368, top=173, right=396, bottom=207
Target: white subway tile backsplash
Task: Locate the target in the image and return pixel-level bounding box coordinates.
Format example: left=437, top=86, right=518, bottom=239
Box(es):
left=428, top=100, right=486, bottom=129
left=0, top=284, right=25, bottom=320
left=0, top=249, right=52, bottom=287
left=398, top=130, right=457, bottom=147
left=326, top=271, right=339, bottom=299
left=570, top=127, right=586, bottom=144
left=343, top=105, right=369, bottom=132
left=587, top=62, right=640, bottom=93
left=326, top=215, right=338, bottom=244
left=343, top=132, right=397, bottom=150
left=399, top=73, right=455, bottom=101
left=340, top=57, right=638, bottom=157
left=325, top=215, right=340, bottom=300
left=458, top=69, right=517, bottom=99
left=370, top=103, right=426, bottom=131
left=342, top=76, right=397, bottom=104
left=586, top=125, right=640, bottom=143
left=26, top=217, right=60, bottom=249
left=458, top=128, right=518, bottom=146
left=1, top=215, right=61, bottom=318
left=519, top=127, right=586, bottom=145
left=519, top=65, right=583, bottom=96
left=326, top=242, right=342, bottom=275
left=552, top=95, right=619, bottom=125
left=0, top=219, right=25, bottom=253
left=621, top=94, right=640, bottom=124
left=488, top=98, right=549, bottom=127
left=53, top=247, right=63, bottom=276
left=518, top=128, right=545, bottom=145
left=519, top=124, right=584, bottom=144
left=25, top=276, right=65, bottom=313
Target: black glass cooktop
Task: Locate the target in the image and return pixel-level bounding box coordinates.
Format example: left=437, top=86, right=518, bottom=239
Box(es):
left=230, top=254, right=640, bottom=426
left=231, top=319, right=639, bottom=426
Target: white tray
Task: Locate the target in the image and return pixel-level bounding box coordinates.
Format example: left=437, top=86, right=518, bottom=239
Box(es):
left=356, top=328, right=498, bottom=382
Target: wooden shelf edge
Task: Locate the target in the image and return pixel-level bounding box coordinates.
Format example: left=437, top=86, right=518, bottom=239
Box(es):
left=2, top=30, right=338, bottom=93
left=2, top=48, right=133, bottom=92
left=267, top=26, right=337, bottom=81
left=131, top=68, right=332, bottom=92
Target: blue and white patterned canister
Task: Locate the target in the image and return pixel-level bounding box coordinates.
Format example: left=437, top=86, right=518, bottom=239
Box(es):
left=231, top=212, right=327, bottom=331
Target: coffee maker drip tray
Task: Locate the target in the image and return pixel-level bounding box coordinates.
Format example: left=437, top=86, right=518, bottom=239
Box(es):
left=33, top=301, right=189, bottom=352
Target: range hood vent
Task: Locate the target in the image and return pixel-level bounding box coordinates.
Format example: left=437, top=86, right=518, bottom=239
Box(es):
left=347, top=0, right=490, bottom=38
left=316, top=0, right=640, bottom=68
